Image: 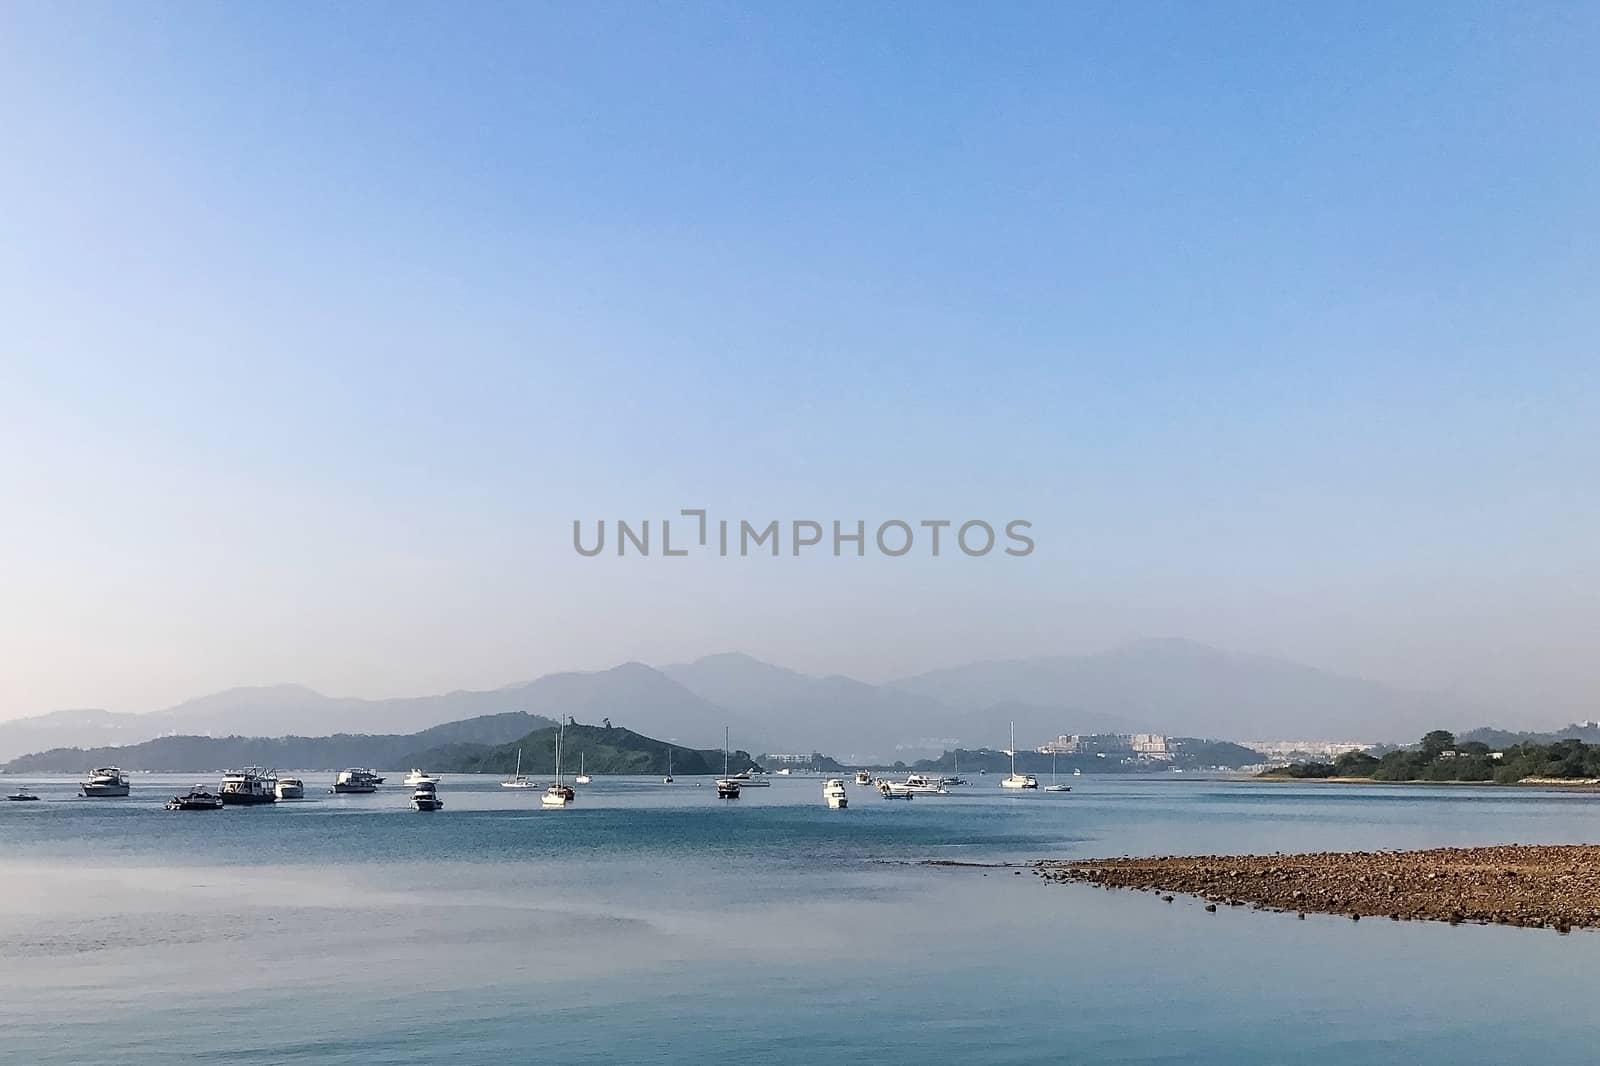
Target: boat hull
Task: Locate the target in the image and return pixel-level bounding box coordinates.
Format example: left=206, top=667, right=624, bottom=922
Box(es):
left=220, top=792, right=277, bottom=806
left=412, top=798, right=444, bottom=811
left=80, top=784, right=130, bottom=797
left=331, top=783, right=377, bottom=794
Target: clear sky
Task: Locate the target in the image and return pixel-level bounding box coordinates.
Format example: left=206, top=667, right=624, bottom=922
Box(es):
left=1, top=2, right=1596, bottom=723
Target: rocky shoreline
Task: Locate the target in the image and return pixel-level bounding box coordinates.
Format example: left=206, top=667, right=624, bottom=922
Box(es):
left=1038, top=845, right=1600, bottom=931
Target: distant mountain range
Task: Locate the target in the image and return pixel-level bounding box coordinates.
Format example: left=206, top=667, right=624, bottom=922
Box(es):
left=0, top=638, right=1515, bottom=763
left=1459, top=722, right=1600, bottom=748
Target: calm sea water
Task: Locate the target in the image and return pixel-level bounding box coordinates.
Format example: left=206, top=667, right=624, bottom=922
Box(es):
left=4, top=773, right=1599, bottom=1064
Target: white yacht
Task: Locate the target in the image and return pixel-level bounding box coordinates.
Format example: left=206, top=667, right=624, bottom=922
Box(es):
left=501, top=749, right=536, bottom=790
left=332, top=768, right=380, bottom=794
left=999, top=722, right=1039, bottom=790
left=411, top=780, right=444, bottom=811
left=854, top=769, right=873, bottom=786
left=220, top=767, right=278, bottom=805
left=823, top=779, right=849, bottom=809
left=542, top=723, right=574, bottom=806
left=901, top=773, right=950, bottom=794
left=732, top=768, right=770, bottom=787
left=80, top=767, right=130, bottom=797
left=275, top=777, right=305, bottom=800
left=878, top=780, right=914, bottom=800
left=404, top=769, right=436, bottom=787
left=573, top=754, right=591, bottom=785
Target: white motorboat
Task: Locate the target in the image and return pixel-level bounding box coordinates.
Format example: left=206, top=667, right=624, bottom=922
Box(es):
left=7, top=787, right=39, bottom=802
left=901, top=773, right=950, bottom=795
left=715, top=727, right=741, bottom=799
left=221, top=767, right=278, bottom=805
left=502, top=749, right=536, bottom=789
left=541, top=723, right=574, bottom=806
left=332, top=768, right=380, bottom=794
left=404, top=769, right=436, bottom=787
left=573, top=754, right=591, bottom=785
left=275, top=777, right=305, bottom=800
left=999, top=722, right=1039, bottom=790
left=80, top=767, right=130, bottom=798
left=854, top=769, right=873, bottom=786
left=823, top=779, right=849, bottom=809
left=732, top=769, right=770, bottom=787
left=878, top=780, right=914, bottom=800
left=411, top=780, right=444, bottom=811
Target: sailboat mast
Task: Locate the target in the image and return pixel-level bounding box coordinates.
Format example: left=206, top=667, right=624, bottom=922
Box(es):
left=724, top=726, right=730, bottom=777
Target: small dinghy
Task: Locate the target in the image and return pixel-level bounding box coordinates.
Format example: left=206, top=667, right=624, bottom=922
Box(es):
left=7, top=787, right=40, bottom=802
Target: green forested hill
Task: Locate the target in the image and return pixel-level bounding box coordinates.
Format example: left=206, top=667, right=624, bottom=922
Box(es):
left=1, top=712, right=556, bottom=772
left=405, top=723, right=756, bottom=776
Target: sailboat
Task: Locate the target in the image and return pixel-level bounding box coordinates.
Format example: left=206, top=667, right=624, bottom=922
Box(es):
left=944, top=750, right=968, bottom=786
left=543, top=723, right=574, bottom=806
left=501, top=748, right=536, bottom=789
left=715, top=727, right=741, bottom=799
left=574, top=752, right=592, bottom=785
left=663, top=748, right=674, bottom=784
left=999, top=722, right=1039, bottom=789
left=1045, top=748, right=1072, bottom=792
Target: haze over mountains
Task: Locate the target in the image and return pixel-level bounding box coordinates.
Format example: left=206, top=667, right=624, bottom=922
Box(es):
left=0, top=639, right=1506, bottom=763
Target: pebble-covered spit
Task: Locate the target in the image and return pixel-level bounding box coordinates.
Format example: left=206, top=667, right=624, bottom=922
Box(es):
left=1037, top=845, right=1600, bottom=932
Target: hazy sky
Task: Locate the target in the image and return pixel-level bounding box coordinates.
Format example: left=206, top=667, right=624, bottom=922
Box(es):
left=2, top=3, right=1596, bottom=724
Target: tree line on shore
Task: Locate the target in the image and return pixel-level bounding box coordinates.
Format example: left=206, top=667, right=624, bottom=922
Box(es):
left=1265, top=730, right=1600, bottom=783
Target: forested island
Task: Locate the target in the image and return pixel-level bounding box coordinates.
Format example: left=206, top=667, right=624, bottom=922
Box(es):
left=1261, top=730, right=1600, bottom=784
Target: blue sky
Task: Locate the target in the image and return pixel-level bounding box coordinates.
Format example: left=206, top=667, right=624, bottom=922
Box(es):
left=1, top=3, right=1596, bottom=721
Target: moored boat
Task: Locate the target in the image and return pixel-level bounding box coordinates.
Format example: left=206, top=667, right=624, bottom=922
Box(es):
left=999, top=722, right=1038, bottom=789
left=411, top=780, right=444, bottom=811
left=166, top=788, right=224, bottom=811
left=855, top=769, right=873, bottom=786
left=80, top=767, right=131, bottom=798
left=501, top=749, right=536, bottom=790
left=403, top=769, right=436, bottom=787
left=332, top=768, right=380, bottom=794
left=878, top=780, right=914, bottom=799
left=714, top=727, right=741, bottom=799
left=823, top=778, right=849, bottom=809
left=220, top=767, right=278, bottom=805
left=7, top=787, right=39, bottom=802
left=275, top=777, right=305, bottom=800
left=541, top=722, right=574, bottom=806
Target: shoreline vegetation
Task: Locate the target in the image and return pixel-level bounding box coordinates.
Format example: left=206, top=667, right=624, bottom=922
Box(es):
left=1038, top=846, right=1600, bottom=932
left=1258, top=730, right=1600, bottom=786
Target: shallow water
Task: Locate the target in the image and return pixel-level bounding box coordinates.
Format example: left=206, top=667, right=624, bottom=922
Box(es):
left=3, top=773, right=1598, bottom=1063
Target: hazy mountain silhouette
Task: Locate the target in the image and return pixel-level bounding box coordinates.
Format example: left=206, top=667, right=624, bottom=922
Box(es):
left=0, top=639, right=1502, bottom=763
left=889, top=638, right=1491, bottom=741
